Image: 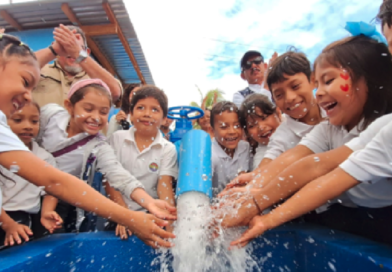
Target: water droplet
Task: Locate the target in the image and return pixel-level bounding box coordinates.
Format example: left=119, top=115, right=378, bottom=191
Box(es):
left=278, top=177, right=285, bottom=181
left=328, top=262, right=336, bottom=272
left=151, top=137, right=155, bottom=140
left=303, top=108, right=307, bottom=112
left=314, top=157, right=320, bottom=162
left=263, top=195, right=269, bottom=200
left=382, top=53, right=388, bottom=56
left=45, top=253, right=52, bottom=257
left=140, top=198, right=144, bottom=203
left=10, top=164, right=20, bottom=173
left=82, top=191, right=86, bottom=196
left=202, top=174, right=208, bottom=181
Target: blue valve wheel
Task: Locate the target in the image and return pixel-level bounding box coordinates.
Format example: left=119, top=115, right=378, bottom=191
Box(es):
left=167, top=106, right=204, bottom=120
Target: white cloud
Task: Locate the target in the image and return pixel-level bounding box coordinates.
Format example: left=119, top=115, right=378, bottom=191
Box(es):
left=125, top=0, right=380, bottom=108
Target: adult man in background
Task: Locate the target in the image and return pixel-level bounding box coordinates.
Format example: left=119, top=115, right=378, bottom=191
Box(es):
left=233, top=50, right=274, bottom=108
left=34, top=24, right=122, bottom=107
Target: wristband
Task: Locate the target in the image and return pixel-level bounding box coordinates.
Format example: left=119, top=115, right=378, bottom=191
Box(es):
left=48, top=45, right=57, bottom=56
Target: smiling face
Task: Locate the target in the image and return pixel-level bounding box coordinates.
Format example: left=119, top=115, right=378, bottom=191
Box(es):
left=65, top=88, right=110, bottom=136
left=314, top=61, right=367, bottom=130
left=246, top=107, right=281, bottom=145
left=199, top=109, right=211, bottom=132
left=8, top=103, right=40, bottom=148
left=213, top=110, right=242, bottom=154
left=0, top=56, right=40, bottom=118
left=241, top=55, right=267, bottom=85
left=131, top=97, right=164, bottom=136
left=271, top=73, right=316, bottom=121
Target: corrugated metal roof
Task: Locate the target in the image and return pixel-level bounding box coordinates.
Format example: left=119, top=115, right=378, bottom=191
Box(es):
left=0, top=0, right=154, bottom=85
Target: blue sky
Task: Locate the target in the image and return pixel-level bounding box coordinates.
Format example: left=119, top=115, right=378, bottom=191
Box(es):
left=126, top=0, right=381, bottom=107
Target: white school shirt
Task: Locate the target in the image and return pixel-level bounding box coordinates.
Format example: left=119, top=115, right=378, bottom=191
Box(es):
left=106, top=114, right=131, bottom=138
left=264, top=110, right=327, bottom=160
left=109, top=127, right=178, bottom=211
left=40, top=110, right=87, bottom=177
left=232, top=83, right=272, bottom=108
left=340, top=113, right=392, bottom=208
left=252, top=144, right=268, bottom=171
left=212, top=139, right=250, bottom=196
left=1, top=141, right=56, bottom=213
left=0, top=110, right=30, bottom=215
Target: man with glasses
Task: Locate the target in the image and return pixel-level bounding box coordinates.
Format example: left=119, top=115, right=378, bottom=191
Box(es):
left=33, top=25, right=122, bottom=107
left=233, top=50, right=272, bottom=108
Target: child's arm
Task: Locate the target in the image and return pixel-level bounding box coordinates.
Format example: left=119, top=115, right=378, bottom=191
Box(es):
left=40, top=195, right=62, bottom=234
left=0, top=208, right=33, bottom=246
left=218, top=145, right=353, bottom=229
left=104, top=182, right=132, bottom=239
left=230, top=167, right=359, bottom=247
left=0, top=151, right=175, bottom=248
left=157, top=176, right=176, bottom=232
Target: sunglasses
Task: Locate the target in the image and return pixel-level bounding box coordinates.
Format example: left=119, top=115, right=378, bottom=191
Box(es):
left=242, top=56, right=264, bottom=70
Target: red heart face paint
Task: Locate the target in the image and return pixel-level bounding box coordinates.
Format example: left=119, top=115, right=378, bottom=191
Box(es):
left=340, top=84, right=349, bottom=92
left=340, top=73, right=349, bottom=80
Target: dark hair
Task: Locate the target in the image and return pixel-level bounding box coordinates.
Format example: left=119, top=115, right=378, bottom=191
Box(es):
left=315, top=35, right=392, bottom=131
left=377, top=0, right=392, bottom=28
left=240, top=50, right=263, bottom=69
left=210, top=101, right=239, bottom=128
left=69, top=84, right=112, bottom=105
left=267, top=51, right=311, bottom=90
left=30, top=100, right=40, bottom=113
left=121, top=83, right=140, bottom=114
left=0, top=34, right=36, bottom=64
left=130, top=85, right=168, bottom=117
left=239, top=94, right=276, bottom=131
left=66, top=25, right=87, bottom=49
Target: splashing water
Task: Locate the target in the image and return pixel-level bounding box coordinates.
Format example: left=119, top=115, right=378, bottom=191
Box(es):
left=155, top=192, right=260, bottom=272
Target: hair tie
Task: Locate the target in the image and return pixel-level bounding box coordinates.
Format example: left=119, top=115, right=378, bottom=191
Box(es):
left=345, top=21, right=388, bottom=45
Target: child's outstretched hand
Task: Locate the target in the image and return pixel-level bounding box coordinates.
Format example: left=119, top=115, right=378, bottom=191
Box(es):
left=41, top=211, right=63, bottom=233
left=146, top=199, right=177, bottom=220
left=229, top=215, right=270, bottom=249
left=115, top=224, right=132, bottom=240
left=224, top=172, right=255, bottom=190
left=2, top=220, right=33, bottom=246
left=126, top=211, right=175, bottom=248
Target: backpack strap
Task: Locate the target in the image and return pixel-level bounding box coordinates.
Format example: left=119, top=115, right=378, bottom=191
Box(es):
left=51, top=135, right=96, bottom=158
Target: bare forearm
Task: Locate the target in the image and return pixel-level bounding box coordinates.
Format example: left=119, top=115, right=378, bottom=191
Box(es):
left=0, top=152, right=136, bottom=226
left=157, top=176, right=175, bottom=206
left=42, top=195, right=58, bottom=214
left=253, top=146, right=353, bottom=211
left=35, top=48, right=56, bottom=69
left=0, top=209, right=15, bottom=227
left=256, top=158, right=272, bottom=170
left=105, top=182, right=128, bottom=208
left=264, top=168, right=359, bottom=229
left=80, top=57, right=121, bottom=101
left=130, top=188, right=156, bottom=209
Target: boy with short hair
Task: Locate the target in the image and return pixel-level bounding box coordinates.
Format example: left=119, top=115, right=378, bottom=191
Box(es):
left=211, top=101, right=250, bottom=196
left=109, top=85, right=177, bottom=230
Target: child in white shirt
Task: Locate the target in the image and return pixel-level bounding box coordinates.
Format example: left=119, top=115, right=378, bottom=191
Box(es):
left=238, top=94, right=282, bottom=171
left=109, top=86, right=177, bottom=232
left=0, top=102, right=60, bottom=247
left=211, top=102, right=250, bottom=196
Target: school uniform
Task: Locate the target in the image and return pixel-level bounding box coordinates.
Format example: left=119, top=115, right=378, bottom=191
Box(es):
left=252, top=144, right=268, bottom=170
left=0, top=110, right=29, bottom=216
left=109, top=127, right=178, bottom=211
left=38, top=104, right=144, bottom=232
left=264, top=110, right=326, bottom=161
left=212, top=139, right=250, bottom=196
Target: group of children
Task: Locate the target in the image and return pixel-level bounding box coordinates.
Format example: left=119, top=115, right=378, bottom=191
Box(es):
left=2, top=0, right=392, bottom=252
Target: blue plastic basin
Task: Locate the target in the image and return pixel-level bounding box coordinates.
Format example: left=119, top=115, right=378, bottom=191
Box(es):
left=1, top=224, right=392, bottom=272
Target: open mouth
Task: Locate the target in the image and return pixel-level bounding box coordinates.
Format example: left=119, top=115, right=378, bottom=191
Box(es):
left=258, top=130, right=272, bottom=139
left=225, top=136, right=238, bottom=143
left=18, top=133, right=33, bottom=138
left=320, top=101, right=338, bottom=113
left=86, top=122, right=101, bottom=129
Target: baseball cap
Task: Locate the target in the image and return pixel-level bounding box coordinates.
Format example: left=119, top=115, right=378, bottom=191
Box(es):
left=240, top=50, right=264, bottom=69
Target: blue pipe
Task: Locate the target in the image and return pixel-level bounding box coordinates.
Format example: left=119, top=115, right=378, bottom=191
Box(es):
left=176, top=130, right=212, bottom=198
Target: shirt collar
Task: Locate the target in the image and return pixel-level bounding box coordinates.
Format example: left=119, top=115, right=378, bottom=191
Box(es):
left=125, top=126, right=165, bottom=148
left=285, top=107, right=328, bottom=137
left=50, top=60, right=87, bottom=80
left=212, top=138, right=247, bottom=159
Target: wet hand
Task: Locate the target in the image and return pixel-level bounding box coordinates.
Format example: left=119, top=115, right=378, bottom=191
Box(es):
left=41, top=211, right=63, bottom=233
left=2, top=221, right=33, bottom=246
left=213, top=187, right=261, bottom=228
left=146, top=199, right=177, bottom=221
left=115, top=224, right=132, bottom=240
left=223, top=172, right=255, bottom=190
left=229, top=215, right=269, bottom=249
left=127, top=211, right=176, bottom=249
